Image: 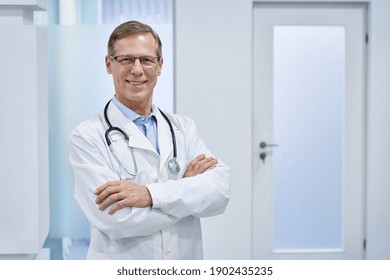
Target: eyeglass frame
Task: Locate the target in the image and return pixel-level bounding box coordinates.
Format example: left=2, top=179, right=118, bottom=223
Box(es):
left=108, top=55, right=161, bottom=68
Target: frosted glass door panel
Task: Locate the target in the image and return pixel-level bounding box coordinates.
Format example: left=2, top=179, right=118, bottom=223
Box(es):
left=273, top=26, right=345, bottom=250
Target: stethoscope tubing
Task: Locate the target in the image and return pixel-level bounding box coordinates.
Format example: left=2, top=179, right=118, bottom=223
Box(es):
left=104, top=100, right=129, bottom=146
left=103, top=99, right=180, bottom=173
left=157, top=108, right=177, bottom=159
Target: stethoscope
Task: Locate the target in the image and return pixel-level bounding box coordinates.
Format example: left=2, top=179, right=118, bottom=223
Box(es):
left=104, top=100, right=180, bottom=176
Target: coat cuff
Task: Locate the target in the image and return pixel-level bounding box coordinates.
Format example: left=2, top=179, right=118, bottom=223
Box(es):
left=146, top=182, right=169, bottom=210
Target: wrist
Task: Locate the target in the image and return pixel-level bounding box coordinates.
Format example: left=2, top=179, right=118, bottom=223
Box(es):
left=144, top=186, right=153, bottom=207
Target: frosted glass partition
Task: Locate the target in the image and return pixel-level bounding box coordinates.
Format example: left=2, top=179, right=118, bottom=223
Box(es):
left=34, top=0, right=174, bottom=259
left=272, top=26, right=345, bottom=250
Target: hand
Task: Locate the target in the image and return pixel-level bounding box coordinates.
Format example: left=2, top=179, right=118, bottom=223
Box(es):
left=183, top=154, right=218, bottom=178
left=94, top=180, right=152, bottom=215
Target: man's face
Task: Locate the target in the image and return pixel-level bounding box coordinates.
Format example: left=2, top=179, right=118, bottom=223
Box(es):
left=105, top=32, right=163, bottom=114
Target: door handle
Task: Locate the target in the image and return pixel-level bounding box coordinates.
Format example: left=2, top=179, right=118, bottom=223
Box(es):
left=259, top=142, right=278, bottom=164
left=259, top=142, right=278, bottom=149
left=260, top=152, right=267, bottom=163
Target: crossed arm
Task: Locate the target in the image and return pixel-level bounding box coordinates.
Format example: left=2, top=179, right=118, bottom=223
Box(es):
left=94, top=154, right=218, bottom=215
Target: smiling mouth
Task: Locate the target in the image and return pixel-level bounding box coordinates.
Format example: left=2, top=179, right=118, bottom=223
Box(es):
left=127, top=80, right=146, bottom=85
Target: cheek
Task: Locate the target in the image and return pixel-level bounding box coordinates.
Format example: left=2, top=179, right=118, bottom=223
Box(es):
left=148, top=76, right=159, bottom=88
left=157, top=66, right=162, bottom=76
left=112, top=71, right=126, bottom=83
left=149, top=70, right=161, bottom=82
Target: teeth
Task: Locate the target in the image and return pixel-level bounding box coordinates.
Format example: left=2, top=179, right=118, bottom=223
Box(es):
left=129, top=81, right=144, bottom=85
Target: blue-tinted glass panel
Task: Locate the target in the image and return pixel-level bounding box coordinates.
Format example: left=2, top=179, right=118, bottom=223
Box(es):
left=273, top=26, right=345, bottom=250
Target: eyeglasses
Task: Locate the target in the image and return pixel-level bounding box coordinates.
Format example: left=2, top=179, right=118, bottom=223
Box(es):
left=109, top=55, right=160, bottom=68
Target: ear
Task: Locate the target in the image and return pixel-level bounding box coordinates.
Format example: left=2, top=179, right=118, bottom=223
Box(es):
left=157, top=58, right=163, bottom=76
left=105, top=55, right=112, bottom=74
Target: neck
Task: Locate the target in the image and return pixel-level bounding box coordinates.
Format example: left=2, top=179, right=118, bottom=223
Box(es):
left=115, top=95, right=152, bottom=116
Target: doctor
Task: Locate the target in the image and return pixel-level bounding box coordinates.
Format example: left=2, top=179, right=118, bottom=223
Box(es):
left=69, top=20, right=230, bottom=260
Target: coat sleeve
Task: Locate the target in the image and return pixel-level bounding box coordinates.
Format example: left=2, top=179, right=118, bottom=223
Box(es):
left=146, top=116, right=231, bottom=219
left=68, top=122, right=179, bottom=241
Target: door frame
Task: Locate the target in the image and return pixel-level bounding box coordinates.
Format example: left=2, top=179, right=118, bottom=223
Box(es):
left=252, top=1, right=368, bottom=259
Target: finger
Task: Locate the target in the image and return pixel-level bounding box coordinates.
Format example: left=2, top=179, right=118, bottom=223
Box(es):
left=187, top=155, right=212, bottom=174
left=191, top=157, right=216, bottom=173
left=184, top=157, right=217, bottom=177
left=186, top=154, right=206, bottom=171
left=98, top=192, right=124, bottom=211
left=107, top=200, right=126, bottom=215
left=197, top=158, right=218, bottom=174
left=193, top=159, right=215, bottom=174
left=94, top=180, right=120, bottom=195
left=95, top=184, right=121, bottom=204
left=106, top=186, right=151, bottom=213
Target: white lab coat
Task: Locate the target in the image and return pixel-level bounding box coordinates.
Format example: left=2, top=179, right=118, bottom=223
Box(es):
left=68, top=102, right=230, bottom=259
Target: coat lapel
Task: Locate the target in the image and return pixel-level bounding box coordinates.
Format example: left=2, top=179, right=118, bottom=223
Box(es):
left=107, top=102, right=156, bottom=153
left=106, top=102, right=179, bottom=174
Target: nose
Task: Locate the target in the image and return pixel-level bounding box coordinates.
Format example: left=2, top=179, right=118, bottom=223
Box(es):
left=131, top=58, right=143, bottom=75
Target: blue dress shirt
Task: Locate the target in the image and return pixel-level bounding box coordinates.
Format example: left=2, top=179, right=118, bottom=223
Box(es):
left=112, top=96, right=160, bottom=154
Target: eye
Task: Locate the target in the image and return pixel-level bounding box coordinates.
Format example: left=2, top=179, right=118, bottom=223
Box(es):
left=116, top=56, right=134, bottom=65
left=142, top=57, right=153, bottom=62
left=140, top=57, right=157, bottom=66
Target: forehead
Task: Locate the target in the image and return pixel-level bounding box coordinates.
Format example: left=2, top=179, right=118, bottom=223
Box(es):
left=114, top=32, right=158, bottom=55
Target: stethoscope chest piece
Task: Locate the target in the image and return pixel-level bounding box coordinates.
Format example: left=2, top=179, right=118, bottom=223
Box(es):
left=168, top=158, right=180, bottom=173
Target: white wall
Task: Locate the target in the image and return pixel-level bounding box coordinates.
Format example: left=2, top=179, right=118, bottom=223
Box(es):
left=175, top=0, right=390, bottom=259
left=175, top=0, right=253, bottom=259
left=0, top=1, right=49, bottom=259
left=365, top=0, right=390, bottom=260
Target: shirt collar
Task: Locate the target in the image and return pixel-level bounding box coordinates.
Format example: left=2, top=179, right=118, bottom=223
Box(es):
left=112, top=95, right=156, bottom=122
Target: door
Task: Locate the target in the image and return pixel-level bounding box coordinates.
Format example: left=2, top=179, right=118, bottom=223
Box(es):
left=253, top=3, right=367, bottom=259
